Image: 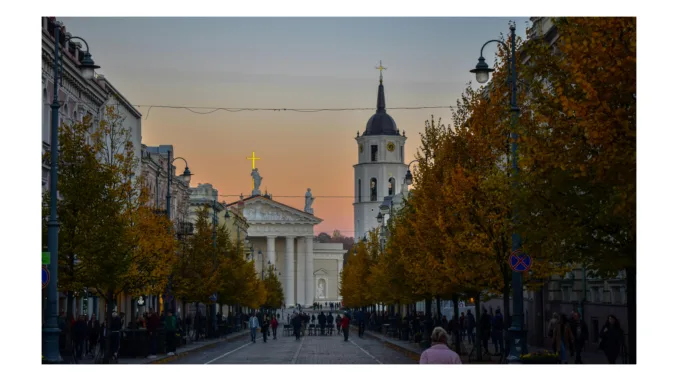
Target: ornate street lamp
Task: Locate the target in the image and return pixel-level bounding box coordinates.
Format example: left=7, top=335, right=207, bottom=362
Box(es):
left=470, top=22, right=525, bottom=363
left=44, top=20, right=101, bottom=364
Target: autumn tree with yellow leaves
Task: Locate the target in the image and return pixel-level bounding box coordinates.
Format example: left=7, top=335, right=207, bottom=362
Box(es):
left=516, top=17, right=636, bottom=362
left=44, top=106, right=177, bottom=362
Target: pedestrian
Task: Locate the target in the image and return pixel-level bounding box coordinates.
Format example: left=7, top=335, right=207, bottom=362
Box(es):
left=111, top=312, right=123, bottom=359
left=271, top=314, right=279, bottom=340
left=72, top=315, right=87, bottom=360
left=87, top=314, right=99, bottom=357
left=335, top=313, right=342, bottom=335
left=547, top=312, right=559, bottom=352
left=248, top=312, right=259, bottom=343
left=146, top=308, right=160, bottom=359
left=357, top=310, right=365, bottom=338
left=311, top=313, right=316, bottom=324
left=340, top=313, right=350, bottom=342
left=553, top=314, right=574, bottom=364
left=479, top=308, right=492, bottom=355
left=327, top=312, right=333, bottom=335
left=491, top=309, right=504, bottom=355
left=261, top=314, right=270, bottom=343
left=319, top=311, right=327, bottom=335
left=569, top=311, right=588, bottom=364
left=599, top=315, right=624, bottom=364
left=459, top=312, right=465, bottom=342
left=165, top=310, right=177, bottom=356
left=465, top=310, right=476, bottom=344
left=419, top=327, right=462, bottom=364
left=292, top=312, right=302, bottom=341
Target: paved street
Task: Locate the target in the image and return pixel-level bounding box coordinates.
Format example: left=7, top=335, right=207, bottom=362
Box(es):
left=172, top=329, right=416, bottom=364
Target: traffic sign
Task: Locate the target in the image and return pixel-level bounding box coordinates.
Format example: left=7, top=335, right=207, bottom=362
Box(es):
left=42, top=266, right=50, bottom=289
left=509, top=251, right=532, bottom=272
left=209, top=293, right=217, bottom=302
left=42, top=252, right=50, bottom=265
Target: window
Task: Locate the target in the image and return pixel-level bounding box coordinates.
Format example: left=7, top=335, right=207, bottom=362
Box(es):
left=562, top=286, right=571, bottom=302
left=42, top=89, right=49, bottom=143
left=611, top=287, right=621, bottom=304
left=357, top=179, right=361, bottom=202
left=591, top=287, right=600, bottom=303
left=388, top=177, right=395, bottom=196
left=371, top=145, right=378, bottom=162
left=400, top=146, right=404, bottom=163
left=370, top=178, right=377, bottom=201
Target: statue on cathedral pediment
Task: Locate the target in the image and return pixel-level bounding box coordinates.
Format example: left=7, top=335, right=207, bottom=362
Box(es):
left=251, top=168, right=262, bottom=196
left=304, top=188, right=315, bottom=214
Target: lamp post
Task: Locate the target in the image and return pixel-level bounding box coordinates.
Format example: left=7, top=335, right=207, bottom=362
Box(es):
left=470, top=23, right=526, bottom=362
left=43, top=21, right=100, bottom=364
left=402, top=159, right=419, bottom=200
left=164, top=152, right=192, bottom=317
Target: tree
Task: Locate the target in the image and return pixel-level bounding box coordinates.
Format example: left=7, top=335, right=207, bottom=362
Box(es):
left=262, top=265, right=284, bottom=311
left=48, top=106, right=176, bottom=362
left=517, top=17, right=636, bottom=361
left=339, top=241, right=372, bottom=308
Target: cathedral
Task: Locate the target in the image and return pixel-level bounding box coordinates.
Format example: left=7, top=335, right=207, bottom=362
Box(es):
left=353, top=67, right=408, bottom=241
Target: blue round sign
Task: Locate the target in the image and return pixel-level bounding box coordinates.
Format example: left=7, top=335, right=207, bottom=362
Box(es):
left=509, top=252, right=532, bottom=272
left=42, top=266, right=50, bottom=289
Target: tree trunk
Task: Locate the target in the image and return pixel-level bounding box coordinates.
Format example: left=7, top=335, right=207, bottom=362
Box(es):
left=104, top=289, right=114, bottom=363
left=503, top=278, right=511, bottom=358
left=65, top=290, right=74, bottom=353
left=626, top=265, right=636, bottom=364
left=475, top=291, right=482, bottom=362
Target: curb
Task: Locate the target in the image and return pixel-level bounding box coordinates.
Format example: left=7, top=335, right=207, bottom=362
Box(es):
left=350, top=327, right=422, bottom=362
left=148, top=331, right=249, bottom=365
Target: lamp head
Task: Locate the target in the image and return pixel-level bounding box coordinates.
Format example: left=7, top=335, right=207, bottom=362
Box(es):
left=405, top=170, right=413, bottom=186
left=78, top=51, right=100, bottom=80
left=376, top=212, right=384, bottom=224
left=181, top=166, right=193, bottom=184
left=470, top=56, right=493, bottom=84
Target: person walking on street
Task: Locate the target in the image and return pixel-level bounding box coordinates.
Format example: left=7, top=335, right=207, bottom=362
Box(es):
left=73, top=315, right=87, bottom=360
left=357, top=310, right=365, bottom=338
left=327, top=312, right=334, bottom=335
left=465, top=310, right=476, bottom=344
left=261, top=314, right=270, bottom=343
left=599, top=315, right=625, bottom=364
left=479, top=308, right=492, bottom=355
left=165, top=310, right=178, bottom=356
left=419, top=327, right=462, bottom=364
left=87, top=314, right=99, bottom=358
left=146, top=309, right=160, bottom=359
left=340, top=313, right=350, bottom=341
left=318, top=311, right=327, bottom=335
left=491, top=309, right=504, bottom=355
left=335, top=314, right=342, bottom=336
left=547, top=312, right=559, bottom=352
left=248, top=313, right=259, bottom=343
left=292, top=312, right=302, bottom=341
left=271, top=314, right=279, bottom=340
left=569, top=311, right=588, bottom=364
left=553, top=314, right=574, bottom=364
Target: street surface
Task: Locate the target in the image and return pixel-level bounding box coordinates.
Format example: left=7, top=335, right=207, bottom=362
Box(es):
left=172, top=329, right=416, bottom=364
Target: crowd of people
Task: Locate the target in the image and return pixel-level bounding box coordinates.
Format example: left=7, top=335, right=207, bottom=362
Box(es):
left=547, top=311, right=626, bottom=364
left=247, top=309, right=352, bottom=343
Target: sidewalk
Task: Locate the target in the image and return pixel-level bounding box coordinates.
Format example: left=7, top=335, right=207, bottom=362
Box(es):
left=353, top=327, right=610, bottom=364
left=74, top=330, right=248, bottom=365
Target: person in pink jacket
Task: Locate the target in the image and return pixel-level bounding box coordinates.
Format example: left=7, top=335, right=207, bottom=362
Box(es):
left=419, top=327, right=463, bottom=364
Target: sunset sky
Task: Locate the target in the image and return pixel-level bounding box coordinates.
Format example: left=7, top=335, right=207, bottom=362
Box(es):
left=59, top=17, right=530, bottom=236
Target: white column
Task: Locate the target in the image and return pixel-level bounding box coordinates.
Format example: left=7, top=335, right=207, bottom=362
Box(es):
left=337, top=259, right=344, bottom=301
left=285, top=236, right=295, bottom=308
left=296, top=238, right=305, bottom=306
left=266, top=236, right=276, bottom=267
left=305, top=236, right=314, bottom=307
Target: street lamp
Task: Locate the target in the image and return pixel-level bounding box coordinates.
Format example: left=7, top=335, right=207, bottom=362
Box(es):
left=164, top=152, right=192, bottom=317
left=470, top=23, right=525, bottom=363
left=44, top=21, right=100, bottom=364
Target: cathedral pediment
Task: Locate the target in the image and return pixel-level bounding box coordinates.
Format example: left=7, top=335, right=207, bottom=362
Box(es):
left=241, top=196, right=322, bottom=225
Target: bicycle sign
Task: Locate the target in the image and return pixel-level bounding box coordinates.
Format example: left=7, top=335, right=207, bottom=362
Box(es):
left=508, top=249, right=532, bottom=272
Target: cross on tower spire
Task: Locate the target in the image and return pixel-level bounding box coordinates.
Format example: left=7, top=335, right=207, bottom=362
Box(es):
left=375, top=60, right=386, bottom=83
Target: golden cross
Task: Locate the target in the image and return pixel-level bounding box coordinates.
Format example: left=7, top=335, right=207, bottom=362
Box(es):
left=247, top=151, right=261, bottom=190
left=247, top=151, right=261, bottom=169
left=375, top=60, right=387, bottom=82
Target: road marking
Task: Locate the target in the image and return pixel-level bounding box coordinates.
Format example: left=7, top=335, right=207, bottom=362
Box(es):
left=204, top=336, right=261, bottom=364
left=349, top=338, right=383, bottom=364
left=291, top=336, right=305, bottom=364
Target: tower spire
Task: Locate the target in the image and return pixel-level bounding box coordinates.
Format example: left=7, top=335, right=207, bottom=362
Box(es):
left=375, top=60, right=387, bottom=113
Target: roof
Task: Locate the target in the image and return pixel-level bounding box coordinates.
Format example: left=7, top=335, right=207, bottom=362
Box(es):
left=363, top=79, right=399, bottom=136
left=226, top=194, right=322, bottom=221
